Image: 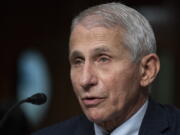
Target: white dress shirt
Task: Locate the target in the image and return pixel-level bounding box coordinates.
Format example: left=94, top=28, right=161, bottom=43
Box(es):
left=94, top=100, right=148, bottom=135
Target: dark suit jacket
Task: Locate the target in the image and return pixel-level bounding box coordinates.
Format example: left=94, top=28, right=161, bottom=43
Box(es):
left=32, top=99, right=180, bottom=135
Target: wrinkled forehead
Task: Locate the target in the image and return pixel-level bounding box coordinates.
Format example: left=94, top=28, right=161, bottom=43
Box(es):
left=70, top=15, right=127, bottom=46
left=68, top=24, right=132, bottom=61
left=69, top=23, right=129, bottom=54
left=72, top=15, right=126, bottom=31
left=69, top=24, right=122, bottom=48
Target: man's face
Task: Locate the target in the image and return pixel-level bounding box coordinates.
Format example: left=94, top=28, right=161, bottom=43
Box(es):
left=69, top=25, right=145, bottom=124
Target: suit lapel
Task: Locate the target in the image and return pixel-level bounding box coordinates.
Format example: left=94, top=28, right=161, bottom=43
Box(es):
left=139, top=99, right=169, bottom=135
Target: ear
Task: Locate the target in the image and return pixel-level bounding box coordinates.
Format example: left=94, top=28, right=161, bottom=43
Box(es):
left=139, top=53, right=160, bottom=87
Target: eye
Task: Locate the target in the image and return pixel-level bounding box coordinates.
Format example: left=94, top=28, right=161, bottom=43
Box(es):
left=97, top=55, right=111, bottom=63
left=71, top=57, right=84, bottom=66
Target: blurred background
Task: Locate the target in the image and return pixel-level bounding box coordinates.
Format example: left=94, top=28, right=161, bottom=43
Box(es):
left=0, top=0, right=179, bottom=134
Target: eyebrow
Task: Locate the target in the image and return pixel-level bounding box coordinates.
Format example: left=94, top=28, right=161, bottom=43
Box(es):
left=69, top=50, right=83, bottom=61
left=69, top=46, right=111, bottom=60
left=92, top=47, right=111, bottom=54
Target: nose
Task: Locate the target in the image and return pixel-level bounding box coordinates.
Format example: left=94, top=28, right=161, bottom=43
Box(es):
left=80, top=63, right=97, bottom=91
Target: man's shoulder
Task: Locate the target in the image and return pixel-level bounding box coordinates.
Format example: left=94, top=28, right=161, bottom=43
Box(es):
left=141, top=99, right=180, bottom=134
left=161, top=102, right=180, bottom=124
left=32, top=115, right=93, bottom=135
left=149, top=99, right=180, bottom=120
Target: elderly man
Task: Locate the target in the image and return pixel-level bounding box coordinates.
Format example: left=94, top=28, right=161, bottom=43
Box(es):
left=33, top=2, right=180, bottom=135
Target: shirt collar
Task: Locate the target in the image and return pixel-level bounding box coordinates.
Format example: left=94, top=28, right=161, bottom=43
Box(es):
left=94, top=100, right=148, bottom=135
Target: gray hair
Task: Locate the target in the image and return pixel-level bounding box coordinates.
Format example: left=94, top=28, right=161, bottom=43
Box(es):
left=71, top=2, right=156, bottom=62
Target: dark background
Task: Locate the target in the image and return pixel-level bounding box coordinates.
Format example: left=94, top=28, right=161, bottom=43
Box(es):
left=0, top=0, right=179, bottom=134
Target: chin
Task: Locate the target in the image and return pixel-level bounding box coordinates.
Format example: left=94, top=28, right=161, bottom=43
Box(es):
left=84, top=109, right=109, bottom=123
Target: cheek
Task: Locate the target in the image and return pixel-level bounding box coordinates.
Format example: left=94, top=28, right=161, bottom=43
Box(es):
left=104, top=73, right=127, bottom=94
left=71, top=70, right=79, bottom=85
left=104, top=71, right=138, bottom=105
left=101, top=75, right=124, bottom=107
left=70, top=71, right=80, bottom=94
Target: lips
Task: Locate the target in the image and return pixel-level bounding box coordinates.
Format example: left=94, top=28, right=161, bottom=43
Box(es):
left=81, top=96, right=105, bottom=107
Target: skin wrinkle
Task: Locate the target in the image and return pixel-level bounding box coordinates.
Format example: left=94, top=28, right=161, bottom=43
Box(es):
left=70, top=24, right=130, bottom=61
left=77, top=15, right=138, bottom=62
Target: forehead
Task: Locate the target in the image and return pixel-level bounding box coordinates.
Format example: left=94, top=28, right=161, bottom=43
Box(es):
left=69, top=25, right=124, bottom=51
